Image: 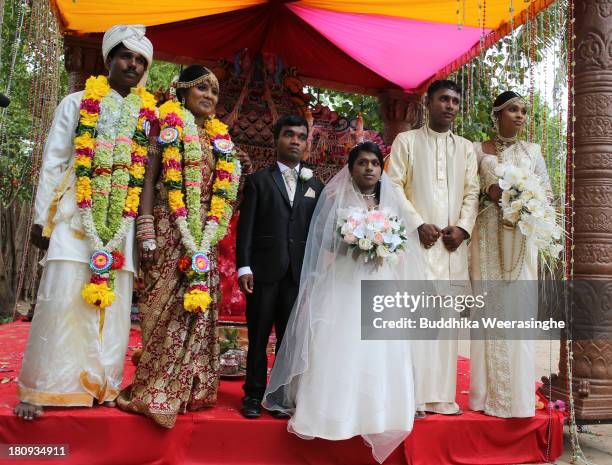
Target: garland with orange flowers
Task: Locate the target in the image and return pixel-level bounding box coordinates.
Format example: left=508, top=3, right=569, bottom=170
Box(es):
left=75, top=75, right=157, bottom=310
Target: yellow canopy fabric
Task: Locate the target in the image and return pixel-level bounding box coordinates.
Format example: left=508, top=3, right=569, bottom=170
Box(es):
left=299, top=0, right=551, bottom=29
left=51, top=0, right=267, bottom=33
left=52, top=0, right=553, bottom=33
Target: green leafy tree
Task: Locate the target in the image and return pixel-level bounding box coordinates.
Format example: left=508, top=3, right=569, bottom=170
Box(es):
left=454, top=1, right=568, bottom=198
left=0, top=0, right=68, bottom=316
left=146, top=60, right=181, bottom=95
left=308, top=87, right=382, bottom=133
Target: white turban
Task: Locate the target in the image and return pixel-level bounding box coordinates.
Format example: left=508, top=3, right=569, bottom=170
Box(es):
left=102, top=25, right=154, bottom=86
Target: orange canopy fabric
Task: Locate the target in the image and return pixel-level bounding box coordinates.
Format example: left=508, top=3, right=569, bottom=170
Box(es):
left=51, top=0, right=267, bottom=32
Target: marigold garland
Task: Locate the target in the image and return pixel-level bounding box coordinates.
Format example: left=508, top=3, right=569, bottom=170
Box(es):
left=75, top=75, right=157, bottom=310
left=158, top=101, right=241, bottom=314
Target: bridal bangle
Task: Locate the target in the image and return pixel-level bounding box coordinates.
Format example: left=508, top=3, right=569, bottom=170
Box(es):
left=136, top=215, right=156, bottom=243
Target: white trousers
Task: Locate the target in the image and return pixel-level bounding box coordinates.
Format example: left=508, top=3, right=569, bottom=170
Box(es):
left=18, top=260, right=133, bottom=406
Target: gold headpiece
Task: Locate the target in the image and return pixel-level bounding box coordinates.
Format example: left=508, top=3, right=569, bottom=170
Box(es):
left=491, top=96, right=526, bottom=113
left=175, top=69, right=219, bottom=90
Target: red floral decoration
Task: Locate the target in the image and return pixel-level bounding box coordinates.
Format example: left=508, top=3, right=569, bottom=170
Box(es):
left=111, top=250, right=126, bottom=270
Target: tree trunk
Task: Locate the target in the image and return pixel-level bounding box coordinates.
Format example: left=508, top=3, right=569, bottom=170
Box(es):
left=0, top=201, right=40, bottom=318
left=0, top=205, right=16, bottom=315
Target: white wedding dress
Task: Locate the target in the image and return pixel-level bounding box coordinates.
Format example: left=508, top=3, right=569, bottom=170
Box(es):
left=263, top=167, right=426, bottom=463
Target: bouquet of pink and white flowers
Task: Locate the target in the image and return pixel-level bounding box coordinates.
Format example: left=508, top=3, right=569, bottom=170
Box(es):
left=494, top=158, right=563, bottom=257
left=336, top=207, right=408, bottom=262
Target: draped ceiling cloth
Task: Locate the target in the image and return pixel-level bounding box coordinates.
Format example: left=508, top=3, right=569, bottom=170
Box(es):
left=51, top=0, right=555, bottom=92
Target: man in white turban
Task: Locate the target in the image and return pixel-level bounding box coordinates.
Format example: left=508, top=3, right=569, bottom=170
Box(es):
left=14, top=25, right=154, bottom=421
left=101, top=24, right=153, bottom=87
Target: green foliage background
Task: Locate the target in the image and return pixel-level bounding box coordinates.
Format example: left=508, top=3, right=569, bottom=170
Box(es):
left=0, top=1, right=36, bottom=205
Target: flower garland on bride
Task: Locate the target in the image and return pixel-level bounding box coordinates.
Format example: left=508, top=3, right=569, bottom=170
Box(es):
left=158, top=100, right=241, bottom=314
left=75, top=75, right=157, bottom=310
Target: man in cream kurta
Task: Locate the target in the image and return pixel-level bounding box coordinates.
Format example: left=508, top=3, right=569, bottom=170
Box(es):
left=15, top=25, right=154, bottom=420
left=387, top=80, right=479, bottom=415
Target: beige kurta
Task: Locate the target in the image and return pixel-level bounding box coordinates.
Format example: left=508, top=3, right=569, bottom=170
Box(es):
left=469, top=141, right=551, bottom=418
left=387, top=125, right=479, bottom=413
left=18, top=90, right=136, bottom=407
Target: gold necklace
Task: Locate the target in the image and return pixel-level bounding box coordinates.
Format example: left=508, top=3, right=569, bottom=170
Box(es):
left=495, top=138, right=528, bottom=281
left=497, top=209, right=527, bottom=280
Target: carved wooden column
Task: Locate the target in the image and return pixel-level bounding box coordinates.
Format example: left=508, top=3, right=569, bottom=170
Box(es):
left=64, top=36, right=106, bottom=93
left=378, top=91, right=422, bottom=145
left=548, top=0, right=612, bottom=420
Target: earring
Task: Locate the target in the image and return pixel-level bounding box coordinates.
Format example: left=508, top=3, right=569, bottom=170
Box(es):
left=181, top=97, right=186, bottom=106
left=492, top=117, right=499, bottom=134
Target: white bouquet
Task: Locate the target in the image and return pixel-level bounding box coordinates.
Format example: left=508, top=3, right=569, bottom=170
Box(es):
left=336, top=207, right=408, bottom=262
left=494, top=159, right=563, bottom=257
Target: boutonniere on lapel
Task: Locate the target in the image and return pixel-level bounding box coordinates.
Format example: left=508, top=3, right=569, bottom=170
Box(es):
left=299, top=167, right=313, bottom=182
left=299, top=167, right=316, bottom=198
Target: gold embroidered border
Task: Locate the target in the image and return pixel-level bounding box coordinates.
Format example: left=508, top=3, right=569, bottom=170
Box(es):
left=18, top=383, right=94, bottom=407
left=43, top=167, right=74, bottom=238
left=79, top=371, right=119, bottom=403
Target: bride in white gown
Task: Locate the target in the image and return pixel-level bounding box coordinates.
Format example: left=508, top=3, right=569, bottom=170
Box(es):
left=263, top=142, right=426, bottom=463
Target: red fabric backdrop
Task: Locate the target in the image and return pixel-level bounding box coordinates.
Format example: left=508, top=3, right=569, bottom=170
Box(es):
left=217, top=214, right=246, bottom=322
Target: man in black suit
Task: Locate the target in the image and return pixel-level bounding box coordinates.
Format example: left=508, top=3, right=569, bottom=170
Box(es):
left=237, top=114, right=324, bottom=418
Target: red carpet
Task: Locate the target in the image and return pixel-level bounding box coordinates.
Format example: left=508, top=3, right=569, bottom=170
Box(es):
left=0, top=322, right=564, bottom=465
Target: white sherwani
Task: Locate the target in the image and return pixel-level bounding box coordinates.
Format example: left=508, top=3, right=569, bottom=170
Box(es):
left=387, top=125, right=479, bottom=413
left=18, top=90, right=136, bottom=406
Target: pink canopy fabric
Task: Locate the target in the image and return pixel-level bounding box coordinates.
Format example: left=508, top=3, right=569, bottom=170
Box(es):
left=289, top=4, right=489, bottom=90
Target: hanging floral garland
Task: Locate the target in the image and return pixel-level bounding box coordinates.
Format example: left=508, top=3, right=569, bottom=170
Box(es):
left=75, top=75, right=157, bottom=309
left=158, top=100, right=241, bottom=314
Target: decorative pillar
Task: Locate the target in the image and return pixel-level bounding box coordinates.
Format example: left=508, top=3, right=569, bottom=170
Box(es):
left=547, top=0, right=612, bottom=420
left=378, top=91, right=422, bottom=145
left=64, top=36, right=106, bottom=93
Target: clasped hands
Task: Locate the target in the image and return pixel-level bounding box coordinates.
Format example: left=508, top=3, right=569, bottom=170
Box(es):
left=418, top=223, right=468, bottom=252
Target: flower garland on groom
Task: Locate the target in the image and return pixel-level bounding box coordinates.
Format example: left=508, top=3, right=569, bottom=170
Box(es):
left=77, top=75, right=156, bottom=310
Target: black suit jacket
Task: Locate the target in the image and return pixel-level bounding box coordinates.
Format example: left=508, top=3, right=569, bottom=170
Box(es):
left=236, top=164, right=324, bottom=284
